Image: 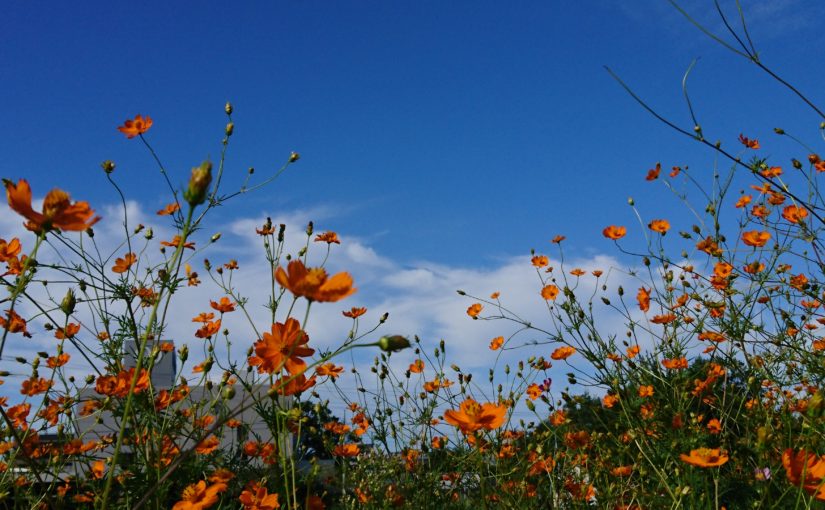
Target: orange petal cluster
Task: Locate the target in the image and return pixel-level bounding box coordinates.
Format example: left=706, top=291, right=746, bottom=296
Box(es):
left=5, top=179, right=100, bottom=233
left=275, top=260, right=356, bottom=303
left=443, top=398, right=506, bottom=435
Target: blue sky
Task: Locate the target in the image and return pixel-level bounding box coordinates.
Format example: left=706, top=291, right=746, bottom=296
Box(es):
left=3, top=1, right=823, bottom=264
left=3, top=1, right=825, bottom=416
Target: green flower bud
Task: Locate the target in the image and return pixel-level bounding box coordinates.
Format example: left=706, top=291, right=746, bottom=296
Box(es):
left=101, top=160, right=116, bottom=174
left=184, top=161, right=213, bottom=207
left=61, top=289, right=76, bottom=315
left=225, top=102, right=233, bottom=115
left=378, top=335, right=411, bottom=353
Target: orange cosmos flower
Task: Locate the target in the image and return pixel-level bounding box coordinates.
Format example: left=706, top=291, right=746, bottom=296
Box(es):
left=7, top=403, right=30, bottom=429
left=570, top=268, right=585, bottom=276
left=713, top=262, right=733, bottom=278
left=760, top=165, right=782, bottom=178
left=738, top=133, right=760, bottom=149
left=314, top=231, right=340, bottom=244
left=210, top=297, right=236, bottom=313
left=751, top=204, right=770, bottom=218
left=208, top=469, right=235, bottom=484
left=466, top=303, right=483, bottom=317
left=20, top=377, right=52, bottom=396
left=409, top=359, right=425, bottom=373
left=315, top=363, right=343, bottom=379
left=637, top=287, right=650, bottom=312
left=238, top=482, right=280, bottom=510
left=602, top=225, right=626, bottom=240
left=662, top=357, right=688, bottom=370
left=117, top=114, right=153, bottom=139
left=650, top=313, right=676, bottom=324
left=680, top=447, right=729, bottom=468
left=782, top=205, right=809, bottom=223
left=735, top=195, right=752, bottom=208
left=611, top=465, right=633, bottom=477
left=698, top=331, right=726, bottom=343
left=161, top=235, right=195, bottom=250
left=195, top=319, right=221, bottom=339
left=648, top=219, right=670, bottom=234
left=192, top=312, right=215, bottom=323
left=112, top=253, right=137, bottom=274
left=602, top=394, right=619, bottom=408
left=5, top=179, right=100, bottom=233
left=741, top=230, right=771, bottom=247
left=443, top=398, right=506, bottom=434
left=172, top=480, right=227, bottom=510
left=157, top=202, right=180, bottom=216
left=645, top=162, right=661, bottom=181
left=626, top=345, right=640, bottom=358
left=541, top=284, right=559, bottom=301
left=743, top=261, right=765, bottom=274
left=275, top=259, right=356, bottom=303
left=638, top=385, right=654, bottom=397
left=526, top=384, right=542, bottom=400
left=706, top=418, right=722, bottom=434
left=342, top=307, right=367, bottom=318
left=489, top=336, right=504, bottom=350
left=249, top=318, right=315, bottom=375
left=0, top=238, right=21, bottom=262
left=551, top=346, right=576, bottom=360
left=423, top=378, right=453, bottom=393
left=0, top=309, right=30, bottom=337
left=696, top=236, right=721, bottom=256
left=333, top=443, right=361, bottom=457
left=195, top=436, right=220, bottom=455
left=551, top=235, right=566, bottom=243
left=55, top=322, right=80, bottom=339
left=783, top=449, right=825, bottom=500
left=531, top=255, right=549, bottom=267
left=47, top=353, right=70, bottom=368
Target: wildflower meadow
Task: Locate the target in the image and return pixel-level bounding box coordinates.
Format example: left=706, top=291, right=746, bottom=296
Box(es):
left=3, top=2, right=825, bottom=509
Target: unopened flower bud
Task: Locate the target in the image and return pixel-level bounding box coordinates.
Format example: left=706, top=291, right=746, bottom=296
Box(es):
left=378, top=335, right=411, bottom=353
left=225, top=122, right=234, bottom=136
left=225, top=102, right=233, bottom=115
left=211, top=233, right=221, bottom=243
left=289, top=152, right=300, bottom=163
left=184, top=161, right=213, bottom=207
left=792, top=158, right=802, bottom=170
left=379, top=312, right=389, bottom=323
left=144, top=228, right=153, bottom=240
left=774, top=127, right=785, bottom=135
left=85, top=375, right=95, bottom=384
left=101, top=160, right=116, bottom=174
left=178, top=345, right=189, bottom=362
left=61, top=289, right=76, bottom=315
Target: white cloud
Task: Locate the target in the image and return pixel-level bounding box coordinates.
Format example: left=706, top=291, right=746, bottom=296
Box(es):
left=2, top=197, right=651, bottom=426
